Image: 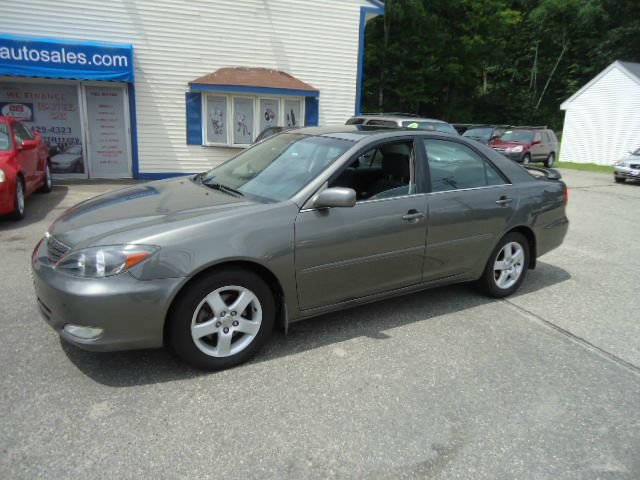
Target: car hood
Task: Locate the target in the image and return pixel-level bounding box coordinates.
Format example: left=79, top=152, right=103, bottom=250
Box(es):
left=51, top=153, right=81, bottom=165
left=49, top=176, right=257, bottom=247
left=0, top=151, right=13, bottom=164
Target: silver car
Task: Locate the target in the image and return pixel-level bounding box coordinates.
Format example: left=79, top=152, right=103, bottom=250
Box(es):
left=614, top=147, right=640, bottom=183
left=346, top=113, right=459, bottom=135
left=32, top=126, right=569, bottom=370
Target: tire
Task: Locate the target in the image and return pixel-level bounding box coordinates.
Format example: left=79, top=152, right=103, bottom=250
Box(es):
left=38, top=162, right=53, bottom=193
left=73, top=160, right=83, bottom=173
left=477, top=232, right=530, bottom=298
left=9, top=177, right=25, bottom=221
left=168, top=268, right=275, bottom=370
left=521, top=153, right=531, bottom=165
left=614, top=176, right=626, bottom=184
left=544, top=152, right=555, bottom=168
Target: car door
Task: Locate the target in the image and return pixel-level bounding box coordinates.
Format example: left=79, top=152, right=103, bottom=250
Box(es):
left=531, top=131, right=544, bottom=161
left=422, top=138, right=518, bottom=281
left=11, top=121, right=38, bottom=192
left=294, top=138, right=428, bottom=310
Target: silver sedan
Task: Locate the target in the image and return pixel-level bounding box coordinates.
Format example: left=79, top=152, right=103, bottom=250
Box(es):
left=614, top=147, right=640, bottom=183
left=32, top=126, right=569, bottom=370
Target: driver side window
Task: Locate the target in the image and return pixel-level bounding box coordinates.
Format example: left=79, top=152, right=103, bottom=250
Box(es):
left=329, top=140, right=416, bottom=201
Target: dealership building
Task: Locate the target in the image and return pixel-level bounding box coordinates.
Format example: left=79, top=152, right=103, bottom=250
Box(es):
left=0, top=0, right=383, bottom=179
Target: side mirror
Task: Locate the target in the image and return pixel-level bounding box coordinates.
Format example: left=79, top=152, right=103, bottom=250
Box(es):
left=313, top=187, right=356, bottom=209
left=19, top=139, right=38, bottom=151
left=532, top=139, right=542, bottom=145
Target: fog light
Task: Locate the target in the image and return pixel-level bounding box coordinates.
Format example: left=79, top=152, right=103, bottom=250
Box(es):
left=63, top=324, right=104, bottom=340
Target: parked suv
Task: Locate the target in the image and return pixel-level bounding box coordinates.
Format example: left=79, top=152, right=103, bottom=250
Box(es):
left=489, top=128, right=558, bottom=167
left=346, top=113, right=459, bottom=135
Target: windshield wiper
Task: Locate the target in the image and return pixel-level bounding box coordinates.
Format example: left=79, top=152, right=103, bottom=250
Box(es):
left=202, top=180, right=244, bottom=197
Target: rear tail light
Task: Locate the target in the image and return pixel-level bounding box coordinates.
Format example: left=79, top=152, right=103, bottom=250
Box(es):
left=564, top=185, right=569, bottom=205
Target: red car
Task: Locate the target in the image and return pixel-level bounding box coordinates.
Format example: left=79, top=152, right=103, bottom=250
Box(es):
left=0, top=116, right=52, bottom=220
left=488, top=128, right=558, bottom=167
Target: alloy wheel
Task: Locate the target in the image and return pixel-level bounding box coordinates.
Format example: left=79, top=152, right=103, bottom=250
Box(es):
left=45, top=164, right=52, bottom=189
left=16, top=181, right=24, bottom=215
left=190, top=285, right=262, bottom=357
left=493, top=241, right=525, bottom=289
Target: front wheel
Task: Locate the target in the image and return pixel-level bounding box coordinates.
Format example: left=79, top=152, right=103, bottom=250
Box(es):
left=9, top=178, right=25, bottom=221
left=544, top=152, right=555, bottom=168
left=38, top=162, right=53, bottom=193
left=477, top=232, right=529, bottom=298
left=168, top=268, right=275, bottom=370
left=521, top=153, right=531, bottom=165
left=614, top=176, right=626, bottom=184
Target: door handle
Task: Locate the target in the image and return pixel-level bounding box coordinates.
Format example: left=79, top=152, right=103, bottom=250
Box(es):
left=402, top=210, right=425, bottom=221
left=495, top=196, right=513, bottom=206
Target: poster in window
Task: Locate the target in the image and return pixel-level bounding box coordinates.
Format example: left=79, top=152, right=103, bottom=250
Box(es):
left=233, top=97, right=254, bottom=144
left=206, top=96, right=227, bottom=144
left=85, top=85, right=130, bottom=177
left=259, top=98, right=279, bottom=134
left=0, top=82, right=85, bottom=175
left=284, top=99, right=302, bottom=127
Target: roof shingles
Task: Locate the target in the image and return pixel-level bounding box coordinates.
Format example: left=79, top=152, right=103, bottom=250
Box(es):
left=190, top=67, right=317, bottom=92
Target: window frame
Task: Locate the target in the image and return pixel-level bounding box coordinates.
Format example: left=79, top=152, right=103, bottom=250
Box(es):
left=420, top=137, right=511, bottom=194
left=203, top=94, right=231, bottom=147
left=325, top=136, right=427, bottom=205
left=202, top=92, right=305, bottom=148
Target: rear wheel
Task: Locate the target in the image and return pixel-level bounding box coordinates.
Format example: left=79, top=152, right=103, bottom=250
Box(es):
left=544, top=152, right=555, bottom=168
left=168, top=268, right=275, bottom=370
left=477, top=232, right=529, bottom=298
left=521, top=153, right=531, bottom=165
left=9, top=178, right=25, bottom=221
left=614, top=176, right=626, bottom=184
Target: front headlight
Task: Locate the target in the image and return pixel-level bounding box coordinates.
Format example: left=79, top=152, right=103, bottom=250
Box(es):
left=55, top=245, right=158, bottom=278
left=0, top=169, right=5, bottom=183
left=615, top=160, right=628, bottom=167
left=508, top=145, right=524, bottom=153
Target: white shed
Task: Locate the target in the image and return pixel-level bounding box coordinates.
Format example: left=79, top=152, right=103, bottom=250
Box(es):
left=560, top=61, right=640, bottom=165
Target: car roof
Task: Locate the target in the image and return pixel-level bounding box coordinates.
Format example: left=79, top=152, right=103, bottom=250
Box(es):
left=353, top=115, right=449, bottom=124
left=289, top=125, right=459, bottom=142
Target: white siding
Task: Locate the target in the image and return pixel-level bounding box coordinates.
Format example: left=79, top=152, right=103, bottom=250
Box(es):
left=560, top=66, right=640, bottom=165
left=1, top=0, right=372, bottom=174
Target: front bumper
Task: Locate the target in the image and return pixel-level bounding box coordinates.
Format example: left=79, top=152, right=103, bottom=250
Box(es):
left=614, top=165, right=640, bottom=180
left=32, top=240, right=185, bottom=352
left=491, top=149, right=526, bottom=162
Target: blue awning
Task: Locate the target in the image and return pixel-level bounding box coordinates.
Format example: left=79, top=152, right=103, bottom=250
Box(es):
left=0, top=34, right=134, bottom=82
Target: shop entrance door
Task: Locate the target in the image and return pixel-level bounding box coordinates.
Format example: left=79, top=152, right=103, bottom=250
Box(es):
left=84, top=85, right=131, bottom=178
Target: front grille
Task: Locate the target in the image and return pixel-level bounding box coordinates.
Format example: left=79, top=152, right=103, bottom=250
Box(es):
left=46, top=234, right=70, bottom=263
left=630, top=163, right=640, bottom=169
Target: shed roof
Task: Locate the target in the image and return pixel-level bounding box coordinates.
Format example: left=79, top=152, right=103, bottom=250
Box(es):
left=560, top=61, right=640, bottom=110
left=190, top=67, right=318, bottom=92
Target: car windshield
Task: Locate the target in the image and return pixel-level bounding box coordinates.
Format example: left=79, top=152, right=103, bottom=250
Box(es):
left=200, top=133, right=353, bottom=202
left=463, top=127, right=493, bottom=140
left=498, top=130, right=534, bottom=143
left=0, top=123, right=10, bottom=151
left=401, top=121, right=457, bottom=134
left=64, top=145, right=82, bottom=154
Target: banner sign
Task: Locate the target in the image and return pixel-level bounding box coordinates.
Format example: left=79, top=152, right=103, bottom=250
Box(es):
left=0, top=34, right=134, bottom=82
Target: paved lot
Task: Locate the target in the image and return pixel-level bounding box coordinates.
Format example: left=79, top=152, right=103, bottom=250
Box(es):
left=1, top=171, right=639, bottom=479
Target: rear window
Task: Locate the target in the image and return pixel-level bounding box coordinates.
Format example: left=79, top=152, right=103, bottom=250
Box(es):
left=463, top=127, right=493, bottom=140
left=402, top=121, right=457, bottom=134
left=0, top=123, right=11, bottom=151
left=366, top=119, right=399, bottom=127
left=346, top=117, right=366, bottom=125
